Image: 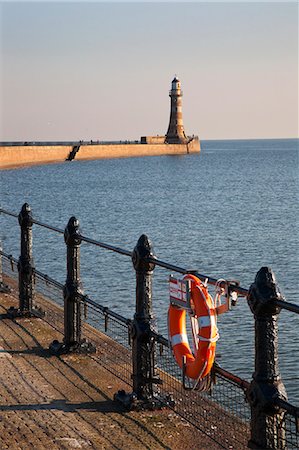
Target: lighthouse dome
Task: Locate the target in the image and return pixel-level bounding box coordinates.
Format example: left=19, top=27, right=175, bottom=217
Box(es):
left=171, top=77, right=180, bottom=90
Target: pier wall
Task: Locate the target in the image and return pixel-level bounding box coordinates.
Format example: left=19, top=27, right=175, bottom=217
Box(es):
left=77, top=139, right=200, bottom=161
left=0, top=145, right=72, bottom=169
left=0, top=138, right=200, bottom=169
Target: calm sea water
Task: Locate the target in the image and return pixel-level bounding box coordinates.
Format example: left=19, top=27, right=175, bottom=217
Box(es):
left=1, top=139, right=298, bottom=403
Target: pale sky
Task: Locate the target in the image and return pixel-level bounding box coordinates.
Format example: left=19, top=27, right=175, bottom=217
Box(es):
left=0, top=1, right=298, bottom=141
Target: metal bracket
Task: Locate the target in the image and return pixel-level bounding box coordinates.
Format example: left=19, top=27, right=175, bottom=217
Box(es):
left=181, top=355, right=212, bottom=392
left=169, top=275, right=193, bottom=313
left=214, top=279, right=240, bottom=315
left=6, top=305, right=45, bottom=319
left=49, top=338, right=96, bottom=355
left=9, top=255, right=15, bottom=272
left=182, top=355, right=193, bottom=390
left=0, top=282, right=11, bottom=294
left=114, top=389, right=175, bottom=411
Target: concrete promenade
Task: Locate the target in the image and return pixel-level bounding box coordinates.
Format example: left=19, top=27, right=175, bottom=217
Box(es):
left=0, top=280, right=222, bottom=450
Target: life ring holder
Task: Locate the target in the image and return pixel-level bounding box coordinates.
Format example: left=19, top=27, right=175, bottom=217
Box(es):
left=168, top=274, right=239, bottom=391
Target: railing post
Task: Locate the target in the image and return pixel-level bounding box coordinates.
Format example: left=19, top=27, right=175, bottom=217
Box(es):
left=114, top=234, right=173, bottom=410
left=50, top=216, right=95, bottom=354
left=7, top=203, right=43, bottom=317
left=7, top=204, right=43, bottom=318
left=131, top=234, right=160, bottom=401
left=247, top=267, right=287, bottom=449
left=18, top=203, right=35, bottom=313
left=0, top=240, right=10, bottom=293
left=64, top=216, right=82, bottom=347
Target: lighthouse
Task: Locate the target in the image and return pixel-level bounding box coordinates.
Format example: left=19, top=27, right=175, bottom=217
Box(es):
left=140, top=76, right=200, bottom=151
left=165, top=76, right=188, bottom=144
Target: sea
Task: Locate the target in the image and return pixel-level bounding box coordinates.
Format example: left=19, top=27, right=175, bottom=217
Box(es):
left=1, top=138, right=298, bottom=403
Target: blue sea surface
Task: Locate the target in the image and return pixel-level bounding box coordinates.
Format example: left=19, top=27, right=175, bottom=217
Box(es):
left=1, top=138, right=298, bottom=403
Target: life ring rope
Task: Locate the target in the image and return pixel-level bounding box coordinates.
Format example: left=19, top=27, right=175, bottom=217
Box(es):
left=196, top=284, right=219, bottom=342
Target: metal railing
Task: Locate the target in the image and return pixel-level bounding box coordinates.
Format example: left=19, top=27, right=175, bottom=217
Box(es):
left=0, top=204, right=298, bottom=449
left=0, top=140, right=141, bottom=147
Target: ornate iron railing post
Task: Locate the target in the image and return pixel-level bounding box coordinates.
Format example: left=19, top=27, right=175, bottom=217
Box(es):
left=50, top=216, right=95, bottom=354
left=18, top=203, right=34, bottom=313
left=7, top=204, right=43, bottom=318
left=247, top=267, right=287, bottom=449
left=0, top=240, right=10, bottom=293
left=114, top=234, right=173, bottom=410
left=64, top=216, right=82, bottom=347
left=131, top=234, right=160, bottom=402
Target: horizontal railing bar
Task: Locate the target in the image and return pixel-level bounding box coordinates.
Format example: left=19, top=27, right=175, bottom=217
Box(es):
left=26, top=261, right=131, bottom=325
left=213, top=365, right=250, bottom=390
left=79, top=235, right=132, bottom=257
left=0, top=208, right=64, bottom=234
left=274, top=397, right=299, bottom=418
left=0, top=252, right=64, bottom=291
left=150, top=256, right=249, bottom=295
left=0, top=208, right=131, bottom=255
left=151, top=331, right=169, bottom=348
left=81, top=295, right=131, bottom=326
left=34, top=270, right=64, bottom=290
left=0, top=251, right=18, bottom=262
left=274, top=299, right=299, bottom=314
left=0, top=140, right=142, bottom=146
left=0, top=208, right=18, bottom=218
left=32, top=219, right=64, bottom=235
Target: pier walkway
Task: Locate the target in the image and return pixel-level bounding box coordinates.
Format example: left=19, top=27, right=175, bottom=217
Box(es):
left=0, top=283, right=222, bottom=450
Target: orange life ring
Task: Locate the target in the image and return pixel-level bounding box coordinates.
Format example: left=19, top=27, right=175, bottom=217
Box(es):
left=168, top=274, right=219, bottom=380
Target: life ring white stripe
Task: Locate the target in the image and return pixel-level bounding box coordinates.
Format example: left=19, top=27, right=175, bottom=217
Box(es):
left=171, top=333, right=188, bottom=346
left=199, top=315, right=217, bottom=328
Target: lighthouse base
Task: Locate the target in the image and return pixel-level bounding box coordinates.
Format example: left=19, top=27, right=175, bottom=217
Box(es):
left=165, top=136, right=188, bottom=144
